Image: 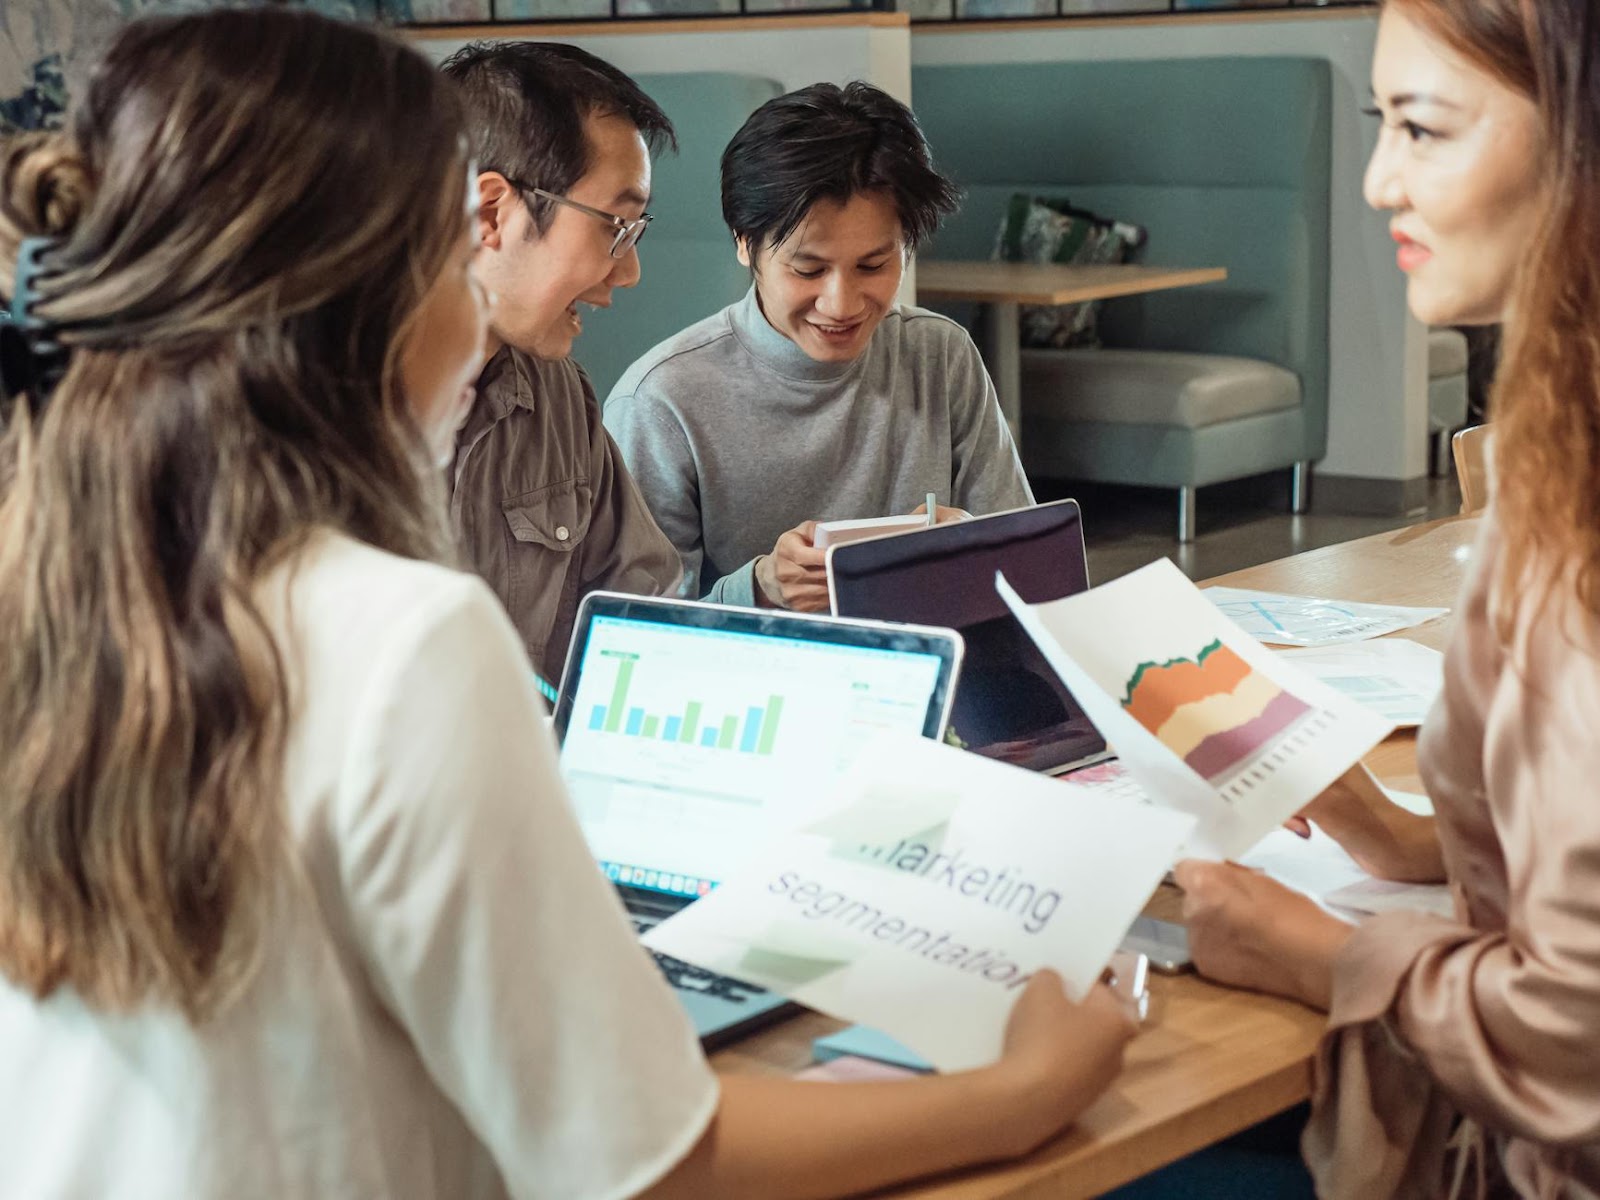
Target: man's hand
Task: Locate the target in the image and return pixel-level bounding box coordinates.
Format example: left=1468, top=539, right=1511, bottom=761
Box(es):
left=754, top=521, right=829, bottom=612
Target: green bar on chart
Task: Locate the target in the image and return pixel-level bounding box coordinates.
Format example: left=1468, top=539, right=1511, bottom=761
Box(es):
left=717, top=715, right=738, bottom=750
left=756, top=695, right=784, bottom=755
left=680, top=701, right=702, bottom=744
left=641, top=715, right=659, bottom=739
left=603, top=656, right=635, bottom=733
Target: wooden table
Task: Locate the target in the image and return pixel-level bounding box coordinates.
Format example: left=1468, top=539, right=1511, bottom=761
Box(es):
left=915, top=261, right=1229, bottom=444
left=713, top=514, right=1482, bottom=1199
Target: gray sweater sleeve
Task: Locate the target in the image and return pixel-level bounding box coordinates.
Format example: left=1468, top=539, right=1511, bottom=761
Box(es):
left=943, top=326, right=1035, bottom=513
left=604, top=389, right=760, bottom=607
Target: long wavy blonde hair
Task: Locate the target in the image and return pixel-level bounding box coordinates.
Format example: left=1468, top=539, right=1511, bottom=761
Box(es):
left=0, top=9, right=467, bottom=1020
left=1389, top=0, right=1600, bottom=624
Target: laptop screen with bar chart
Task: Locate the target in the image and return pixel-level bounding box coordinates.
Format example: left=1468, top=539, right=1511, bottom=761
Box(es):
left=552, top=593, right=962, bottom=905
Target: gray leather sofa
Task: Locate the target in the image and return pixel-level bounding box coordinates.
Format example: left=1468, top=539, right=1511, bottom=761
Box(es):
left=913, top=57, right=1333, bottom=541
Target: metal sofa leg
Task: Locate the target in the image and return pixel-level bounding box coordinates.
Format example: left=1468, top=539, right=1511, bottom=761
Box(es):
left=1291, top=461, right=1312, bottom=514
left=1178, top=486, right=1197, bottom=543
left=1430, top=429, right=1453, bottom=478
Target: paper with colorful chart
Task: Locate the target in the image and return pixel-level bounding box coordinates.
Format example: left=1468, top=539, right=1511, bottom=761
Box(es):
left=642, top=734, right=1194, bottom=1072
left=998, top=560, right=1394, bottom=860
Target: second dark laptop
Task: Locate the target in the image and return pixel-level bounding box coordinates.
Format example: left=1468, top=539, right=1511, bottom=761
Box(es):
left=825, top=498, right=1108, bottom=776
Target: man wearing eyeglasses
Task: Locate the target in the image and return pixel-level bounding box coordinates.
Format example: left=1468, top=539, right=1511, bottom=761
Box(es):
left=441, top=42, right=681, bottom=683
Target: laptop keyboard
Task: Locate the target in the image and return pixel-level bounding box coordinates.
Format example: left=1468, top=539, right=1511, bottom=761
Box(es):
left=650, top=950, right=767, bottom=1003
left=632, top=916, right=768, bottom=1004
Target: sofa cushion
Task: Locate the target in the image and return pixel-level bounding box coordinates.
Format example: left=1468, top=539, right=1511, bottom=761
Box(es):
left=1020, top=349, right=1300, bottom=429
left=1428, top=327, right=1469, bottom=379
left=993, top=194, right=1145, bottom=349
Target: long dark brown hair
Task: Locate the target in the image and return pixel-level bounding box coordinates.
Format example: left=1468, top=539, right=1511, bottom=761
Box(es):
left=0, top=9, right=467, bottom=1019
left=1390, top=0, right=1600, bottom=622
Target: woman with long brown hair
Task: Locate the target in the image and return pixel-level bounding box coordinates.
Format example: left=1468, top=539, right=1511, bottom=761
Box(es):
left=1176, top=1, right=1600, bottom=1195
left=0, top=10, right=1137, bottom=1197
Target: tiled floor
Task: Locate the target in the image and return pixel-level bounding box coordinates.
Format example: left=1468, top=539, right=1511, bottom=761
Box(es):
left=1031, top=469, right=1464, bottom=586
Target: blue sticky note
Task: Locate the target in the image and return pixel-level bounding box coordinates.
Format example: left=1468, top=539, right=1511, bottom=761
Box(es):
left=811, top=1025, right=934, bottom=1073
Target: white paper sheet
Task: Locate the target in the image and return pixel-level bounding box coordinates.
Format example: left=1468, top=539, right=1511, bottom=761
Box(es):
left=1383, top=787, right=1434, bottom=816
left=1239, top=826, right=1369, bottom=903
left=999, top=560, right=1393, bottom=860
left=1274, top=639, right=1445, bottom=727
left=1240, top=827, right=1454, bottom=921
left=643, top=734, right=1195, bottom=1072
left=1202, top=586, right=1449, bottom=648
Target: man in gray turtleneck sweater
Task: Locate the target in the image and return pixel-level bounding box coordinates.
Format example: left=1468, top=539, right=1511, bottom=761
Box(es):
left=605, top=82, right=1031, bottom=612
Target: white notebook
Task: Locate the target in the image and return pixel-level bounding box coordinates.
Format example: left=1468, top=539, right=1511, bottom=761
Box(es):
left=812, top=515, right=928, bottom=550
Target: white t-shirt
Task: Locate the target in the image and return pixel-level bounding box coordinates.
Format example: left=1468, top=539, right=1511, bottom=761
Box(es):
left=0, top=531, right=717, bottom=1199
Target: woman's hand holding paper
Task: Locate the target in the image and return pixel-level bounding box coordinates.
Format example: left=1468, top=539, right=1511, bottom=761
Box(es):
left=1286, top=764, right=1445, bottom=883
left=1173, top=861, right=1352, bottom=1012
left=991, top=971, right=1138, bottom=1153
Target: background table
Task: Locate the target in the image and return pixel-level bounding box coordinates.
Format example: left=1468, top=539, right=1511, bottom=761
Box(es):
left=712, top=514, right=1481, bottom=1198
left=915, top=261, right=1229, bottom=445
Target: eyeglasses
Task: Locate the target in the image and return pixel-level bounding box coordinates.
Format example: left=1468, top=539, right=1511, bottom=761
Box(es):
left=503, top=178, right=653, bottom=259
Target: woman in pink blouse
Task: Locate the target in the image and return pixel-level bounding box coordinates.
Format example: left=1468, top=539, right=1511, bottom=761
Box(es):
left=1175, top=1, right=1600, bottom=1196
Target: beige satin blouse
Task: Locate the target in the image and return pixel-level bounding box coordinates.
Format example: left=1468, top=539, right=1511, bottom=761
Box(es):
left=1306, top=516, right=1600, bottom=1198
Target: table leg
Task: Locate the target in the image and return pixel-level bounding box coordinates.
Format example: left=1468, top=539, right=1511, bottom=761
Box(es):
left=982, top=300, right=1022, bottom=450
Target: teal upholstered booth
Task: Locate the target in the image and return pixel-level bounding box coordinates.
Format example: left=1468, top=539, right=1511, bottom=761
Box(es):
left=912, top=58, right=1332, bottom=539
left=575, top=71, right=782, bottom=402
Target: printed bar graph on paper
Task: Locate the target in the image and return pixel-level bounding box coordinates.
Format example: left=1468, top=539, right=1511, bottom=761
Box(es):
left=680, top=701, right=702, bottom=744
left=664, top=716, right=682, bottom=741
left=588, top=705, right=606, bottom=731
left=602, top=654, right=635, bottom=733
left=739, top=706, right=763, bottom=753
left=717, top=716, right=738, bottom=750
left=756, top=696, right=784, bottom=755
left=641, top=715, right=659, bottom=739
left=700, top=727, right=718, bottom=748
left=625, top=708, right=645, bottom=736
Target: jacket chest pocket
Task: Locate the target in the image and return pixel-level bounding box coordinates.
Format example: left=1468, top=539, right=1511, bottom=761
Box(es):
left=500, top=479, right=594, bottom=634
left=502, top=478, right=593, bottom=554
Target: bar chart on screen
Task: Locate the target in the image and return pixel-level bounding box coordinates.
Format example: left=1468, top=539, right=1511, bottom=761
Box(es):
left=584, top=649, right=786, bottom=755
left=562, top=616, right=940, bottom=792
left=561, top=614, right=946, bottom=887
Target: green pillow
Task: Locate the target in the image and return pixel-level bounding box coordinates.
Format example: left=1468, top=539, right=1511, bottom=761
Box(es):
left=992, top=194, right=1146, bottom=349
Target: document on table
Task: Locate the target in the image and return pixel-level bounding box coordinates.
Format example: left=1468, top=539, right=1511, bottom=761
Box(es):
left=643, top=734, right=1194, bottom=1072
left=999, top=559, right=1393, bottom=860
left=1274, top=639, right=1445, bottom=727
left=1202, top=586, right=1449, bottom=648
left=1241, top=826, right=1454, bottom=922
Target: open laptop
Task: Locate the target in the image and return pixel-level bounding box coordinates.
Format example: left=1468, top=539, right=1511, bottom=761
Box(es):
left=826, top=498, right=1109, bottom=777
left=552, top=591, right=963, bottom=1049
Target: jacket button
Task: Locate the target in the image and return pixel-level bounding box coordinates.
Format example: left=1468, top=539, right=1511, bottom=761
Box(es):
left=555, top=526, right=570, bottom=542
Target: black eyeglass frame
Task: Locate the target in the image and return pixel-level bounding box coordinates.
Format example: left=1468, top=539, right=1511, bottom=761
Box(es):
left=503, top=177, right=653, bottom=259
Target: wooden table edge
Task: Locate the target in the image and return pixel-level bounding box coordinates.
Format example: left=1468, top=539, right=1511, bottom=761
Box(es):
left=916, top=265, right=1228, bottom=307
left=860, top=1038, right=1316, bottom=1200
